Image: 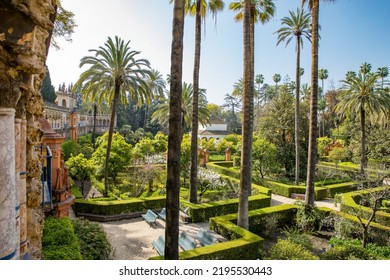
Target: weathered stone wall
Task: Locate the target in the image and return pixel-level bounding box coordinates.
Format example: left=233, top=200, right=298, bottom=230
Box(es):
left=0, top=0, right=56, bottom=260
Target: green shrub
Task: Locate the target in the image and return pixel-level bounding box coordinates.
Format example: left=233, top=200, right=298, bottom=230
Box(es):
left=233, top=156, right=241, bottom=167
left=72, top=218, right=112, bottom=260
left=282, top=227, right=313, bottom=251
left=295, top=203, right=326, bottom=232
left=328, top=238, right=390, bottom=259
left=62, top=140, right=77, bottom=161
left=42, top=217, right=82, bottom=260
left=268, top=239, right=318, bottom=260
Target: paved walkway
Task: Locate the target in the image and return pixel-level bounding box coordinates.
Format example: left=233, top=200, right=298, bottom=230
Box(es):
left=94, top=193, right=339, bottom=260
left=99, top=217, right=226, bottom=260
left=270, top=193, right=339, bottom=211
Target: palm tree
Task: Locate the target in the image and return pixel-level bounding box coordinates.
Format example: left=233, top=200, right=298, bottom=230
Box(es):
left=165, top=0, right=185, bottom=260
left=175, top=0, right=224, bottom=204
left=273, top=73, right=281, bottom=95
left=230, top=0, right=276, bottom=111
left=377, top=67, right=389, bottom=89
left=74, top=36, right=151, bottom=197
left=255, top=74, right=264, bottom=106
left=143, top=69, right=166, bottom=130
left=275, top=7, right=311, bottom=185
left=236, top=0, right=252, bottom=230
left=318, top=68, right=328, bottom=96
left=318, top=68, right=329, bottom=137
left=151, top=83, right=210, bottom=132
left=335, top=65, right=390, bottom=177
left=360, top=62, right=371, bottom=75
left=232, top=77, right=244, bottom=99
left=301, top=83, right=311, bottom=101
left=302, top=0, right=335, bottom=206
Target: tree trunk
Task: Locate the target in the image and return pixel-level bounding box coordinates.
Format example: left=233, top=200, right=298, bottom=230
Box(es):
left=104, top=82, right=120, bottom=196
left=189, top=0, right=202, bottom=204
left=305, top=0, right=319, bottom=206
left=295, top=36, right=301, bottom=185
left=360, top=105, right=366, bottom=178
left=238, top=0, right=253, bottom=230
left=165, top=0, right=185, bottom=260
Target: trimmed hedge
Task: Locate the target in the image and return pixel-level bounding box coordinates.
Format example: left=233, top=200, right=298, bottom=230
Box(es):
left=207, top=162, right=272, bottom=196
left=42, top=217, right=82, bottom=260
left=340, top=187, right=390, bottom=227
left=181, top=194, right=271, bottom=223
left=208, top=161, right=330, bottom=200
left=264, top=180, right=328, bottom=201
left=324, top=181, right=361, bottom=197
left=74, top=196, right=165, bottom=216
left=321, top=207, right=390, bottom=247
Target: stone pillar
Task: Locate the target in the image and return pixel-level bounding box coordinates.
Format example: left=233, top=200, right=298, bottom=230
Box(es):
left=204, top=149, right=210, bottom=163
left=0, top=108, right=18, bottom=260
left=225, top=147, right=232, bottom=161
left=19, top=119, right=28, bottom=259
left=69, top=111, right=78, bottom=141
left=14, top=118, right=21, bottom=259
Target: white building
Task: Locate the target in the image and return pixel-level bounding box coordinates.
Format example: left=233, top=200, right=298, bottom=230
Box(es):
left=198, top=116, right=230, bottom=140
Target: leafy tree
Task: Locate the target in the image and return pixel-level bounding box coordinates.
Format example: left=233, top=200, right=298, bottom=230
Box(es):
left=65, top=153, right=95, bottom=197
left=74, top=36, right=151, bottom=196
left=52, top=0, right=77, bottom=50
left=180, top=134, right=192, bottom=186
left=258, top=89, right=309, bottom=178
left=276, top=7, right=311, bottom=185
left=41, top=68, right=57, bottom=103
left=152, top=132, right=168, bottom=153
left=93, top=132, right=132, bottom=186
left=335, top=64, right=390, bottom=177
left=252, top=137, right=278, bottom=178
left=132, top=138, right=155, bottom=162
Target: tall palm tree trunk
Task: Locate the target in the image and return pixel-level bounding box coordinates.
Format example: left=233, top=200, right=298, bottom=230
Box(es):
left=305, top=0, right=319, bottom=206
left=238, top=0, right=253, bottom=230
left=165, top=0, right=185, bottom=260
left=189, top=0, right=202, bottom=204
left=295, top=36, right=301, bottom=185
left=360, top=105, right=366, bottom=177
left=104, top=82, right=121, bottom=196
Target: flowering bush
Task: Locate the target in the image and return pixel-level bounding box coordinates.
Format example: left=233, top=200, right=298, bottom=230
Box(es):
left=197, top=167, right=226, bottom=201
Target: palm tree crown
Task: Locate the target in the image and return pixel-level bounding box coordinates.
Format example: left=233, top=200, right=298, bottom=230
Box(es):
left=275, top=8, right=311, bottom=49
left=74, top=36, right=151, bottom=106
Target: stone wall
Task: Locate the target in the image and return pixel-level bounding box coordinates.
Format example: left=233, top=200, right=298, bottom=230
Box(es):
left=0, top=0, right=56, bottom=260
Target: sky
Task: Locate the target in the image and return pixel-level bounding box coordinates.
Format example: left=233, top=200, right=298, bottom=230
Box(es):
left=46, top=0, right=390, bottom=106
